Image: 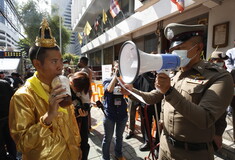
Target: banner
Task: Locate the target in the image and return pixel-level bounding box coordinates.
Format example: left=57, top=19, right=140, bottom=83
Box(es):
left=102, top=64, right=112, bottom=82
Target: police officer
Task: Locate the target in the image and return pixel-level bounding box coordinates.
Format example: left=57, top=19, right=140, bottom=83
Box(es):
left=209, top=51, right=228, bottom=69
left=208, top=51, right=229, bottom=150
left=123, top=23, right=233, bottom=160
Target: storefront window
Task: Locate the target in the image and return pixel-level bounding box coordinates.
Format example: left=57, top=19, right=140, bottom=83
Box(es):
left=144, top=33, right=158, bottom=53
left=103, top=46, right=113, bottom=65
left=89, top=50, right=101, bottom=66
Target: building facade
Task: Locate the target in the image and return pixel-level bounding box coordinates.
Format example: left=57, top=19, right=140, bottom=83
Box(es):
left=51, top=0, right=81, bottom=55
left=72, top=0, right=235, bottom=79
left=0, top=0, right=21, bottom=51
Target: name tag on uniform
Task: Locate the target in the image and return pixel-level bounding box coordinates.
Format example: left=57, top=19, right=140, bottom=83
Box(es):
left=186, top=79, right=204, bottom=84
left=187, top=74, right=206, bottom=84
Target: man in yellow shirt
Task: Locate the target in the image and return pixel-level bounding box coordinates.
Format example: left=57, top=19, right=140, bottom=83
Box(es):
left=9, top=18, right=82, bottom=160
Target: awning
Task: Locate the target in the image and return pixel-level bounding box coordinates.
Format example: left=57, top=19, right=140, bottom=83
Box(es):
left=0, top=58, right=21, bottom=71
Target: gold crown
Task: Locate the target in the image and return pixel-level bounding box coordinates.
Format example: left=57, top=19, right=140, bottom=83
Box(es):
left=35, top=18, right=57, bottom=47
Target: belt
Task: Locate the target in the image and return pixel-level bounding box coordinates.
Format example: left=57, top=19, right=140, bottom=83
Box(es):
left=167, top=136, right=208, bottom=151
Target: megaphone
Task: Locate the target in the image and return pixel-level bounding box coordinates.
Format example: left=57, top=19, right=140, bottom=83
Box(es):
left=119, top=41, right=181, bottom=84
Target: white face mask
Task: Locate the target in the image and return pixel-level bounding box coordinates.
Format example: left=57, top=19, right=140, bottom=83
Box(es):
left=172, top=44, right=197, bottom=67
left=64, top=64, right=69, bottom=67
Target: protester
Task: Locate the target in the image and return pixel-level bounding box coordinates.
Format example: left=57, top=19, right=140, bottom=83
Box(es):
left=229, top=69, right=235, bottom=142
left=24, top=69, right=34, bottom=80
left=9, top=18, right=82, bottom=160
left=209, top=51, right=228, bottom=69
left=69, top=71, right=91, bottom=160
left=135, top=72, right=161, bottom=153
left=125, top=99, right=139, bottom=139
left=225, top=40, right=235, bottom=140
left=78, top=56, right=93, bottom=83
left=122, top=23, right=233, bottom=160
left=11, top=72, right=24, bottom=91
left=0, top=79, right=16, bottom=160
left=225, top=40, right=235, bottom=72
left=125, top=76, right=142, bottom=140
left=77, top=56, right=93, bottom=130
left=63, top=59, right=72, bottom=77
left=126, top=72, right=161, bottom=153
left=0, top=72, right=13, bottom=86
left=0, top=72, right=4, bottom=79
left=208, top=50, right=229, bottom=150
left=102, top=60, right=127, bottom=160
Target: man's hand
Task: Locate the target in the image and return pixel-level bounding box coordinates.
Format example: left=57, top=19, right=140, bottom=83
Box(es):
left=121, top=84, right=133, bottom=96
left=42, top=84, right=67, bottom=125
left=155, top=73, right=171, bottom=94
left=77, top=109, right=88, bottom=117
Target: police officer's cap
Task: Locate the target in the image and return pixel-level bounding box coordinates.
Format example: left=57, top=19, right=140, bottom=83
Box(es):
left=164, top=23, right=206, bottom=49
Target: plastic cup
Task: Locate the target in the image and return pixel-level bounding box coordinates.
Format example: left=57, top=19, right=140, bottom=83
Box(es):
left=51, top=75, right=72, bottom=107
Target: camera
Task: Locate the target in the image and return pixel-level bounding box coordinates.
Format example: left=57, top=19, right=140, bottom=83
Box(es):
left=96, top=100, right=107, bottom=117
left=74, top=101, right=90, bottom=117
left=96, top=100, right=104, bottom=109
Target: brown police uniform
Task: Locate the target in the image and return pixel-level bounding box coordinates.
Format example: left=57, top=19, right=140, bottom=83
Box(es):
left=130, top=60, right=233, bottom=160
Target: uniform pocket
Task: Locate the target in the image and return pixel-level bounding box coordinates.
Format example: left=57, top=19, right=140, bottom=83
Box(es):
left=181, top=82, right=206, bottom=104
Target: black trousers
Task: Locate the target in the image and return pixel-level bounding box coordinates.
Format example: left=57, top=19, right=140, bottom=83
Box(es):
left=140, top=103, right=161, bottom=145
left=0, top=118, right=16, bottom=160
left=76, top=116, right=90, bottom=160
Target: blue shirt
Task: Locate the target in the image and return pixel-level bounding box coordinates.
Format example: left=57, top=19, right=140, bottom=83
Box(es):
left=103, top=78, right=127, bottom=122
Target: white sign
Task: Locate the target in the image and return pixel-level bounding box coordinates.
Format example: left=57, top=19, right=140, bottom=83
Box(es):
left=102, top=64, right=112, bottom=82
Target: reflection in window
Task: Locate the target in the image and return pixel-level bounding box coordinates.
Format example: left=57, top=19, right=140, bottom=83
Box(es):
left=144, top=33, right=158, bottom=53
left=103, top=46, right=113, bottom=65
left=89, top=50, right=101, bottom=66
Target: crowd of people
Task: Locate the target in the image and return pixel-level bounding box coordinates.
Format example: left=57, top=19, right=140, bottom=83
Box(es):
left=1, top=18, right=235, bottom=160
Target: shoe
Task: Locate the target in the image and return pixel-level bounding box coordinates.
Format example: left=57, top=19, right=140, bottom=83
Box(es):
left=139, top=143, right=150, bottom=151
left=125, top=132, right=134, bottom=139
left=115, top=156, right=126, bottom=160
left=154, top=149, right=159, bottom=158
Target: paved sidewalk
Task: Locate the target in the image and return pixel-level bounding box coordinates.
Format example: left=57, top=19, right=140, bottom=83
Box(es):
left=88, top=107, right=226, bottom=160
left=88, top=106, right=149, bottom=160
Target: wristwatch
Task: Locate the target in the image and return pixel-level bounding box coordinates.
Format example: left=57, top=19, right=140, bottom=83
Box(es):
left=164, top=86, right=173, bottom=96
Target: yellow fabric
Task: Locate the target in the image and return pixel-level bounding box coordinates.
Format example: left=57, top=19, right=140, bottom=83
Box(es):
left=9, top=73, right=82, bottom=160
left=27, top=72, right=67, bottom=114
